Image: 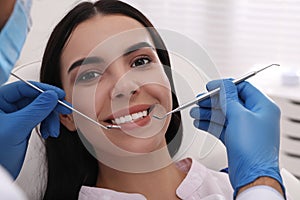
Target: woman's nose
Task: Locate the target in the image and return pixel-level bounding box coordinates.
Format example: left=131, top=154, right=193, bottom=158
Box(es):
left=110, top=66, right=140, bottom=99
left=113, top=86, right=139, bottom=99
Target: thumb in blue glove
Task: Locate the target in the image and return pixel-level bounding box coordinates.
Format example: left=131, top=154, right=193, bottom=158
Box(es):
left=190, top=79, right=284, bottom=198
left=0, top=81, right=71, bottom=179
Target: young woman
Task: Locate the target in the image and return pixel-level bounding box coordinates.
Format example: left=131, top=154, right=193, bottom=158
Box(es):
left=40, top=0, right=233, bottom=199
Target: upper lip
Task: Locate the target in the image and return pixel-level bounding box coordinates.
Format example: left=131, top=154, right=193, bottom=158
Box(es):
left=103, top=104, right=152, bottom=121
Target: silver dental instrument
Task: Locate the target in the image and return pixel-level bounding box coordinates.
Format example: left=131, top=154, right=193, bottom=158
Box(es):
left=153, top=63, right=279, bottom=120
left=10, top=72, right=121, bottom=130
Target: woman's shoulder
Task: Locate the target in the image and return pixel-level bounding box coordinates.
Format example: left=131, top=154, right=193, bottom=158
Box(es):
left=175, top=157, right=233, bottom=199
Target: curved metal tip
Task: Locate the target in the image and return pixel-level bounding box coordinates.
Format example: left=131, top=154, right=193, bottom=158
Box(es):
left=152, top=115, right=166, bottom=120
left=106, top=125, right=122, bottom=129
left=153, top=107, right=179, bottom=120
left=256, top=63, right=279, bottom=73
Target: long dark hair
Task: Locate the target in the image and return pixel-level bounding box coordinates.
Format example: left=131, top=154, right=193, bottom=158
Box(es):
left=40, top=0, right=182, bottom=199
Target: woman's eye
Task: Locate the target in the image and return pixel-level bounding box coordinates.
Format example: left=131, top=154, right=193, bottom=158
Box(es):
left=132, top=57, right=151, bottom=68
left=76, top=71, right=101, bottom=83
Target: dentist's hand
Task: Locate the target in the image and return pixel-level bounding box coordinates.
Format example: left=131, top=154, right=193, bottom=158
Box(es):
left=190, top=79, right=284, bottom=197
left=0, top=81, right=71, bottom=179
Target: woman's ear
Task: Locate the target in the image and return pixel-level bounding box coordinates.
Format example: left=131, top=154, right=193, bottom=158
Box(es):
left=60, top=114, right=76, bottom=131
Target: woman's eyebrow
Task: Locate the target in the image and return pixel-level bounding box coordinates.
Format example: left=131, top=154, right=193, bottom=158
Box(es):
left=68, top=56, right=104, bottom=74
left=67, top=42, right=154, bottom=74
left=123, top=42, right=154, bottom=56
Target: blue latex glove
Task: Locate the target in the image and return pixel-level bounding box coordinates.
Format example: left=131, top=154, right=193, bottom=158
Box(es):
left=190, top=79, right=284, bottom=197
left=0, top=81, right=71, bottom=179
left=0, top=0, right=32, bottom=84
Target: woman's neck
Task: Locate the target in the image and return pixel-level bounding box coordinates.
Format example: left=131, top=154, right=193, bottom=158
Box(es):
left=96, top=150, right=186, bottom=199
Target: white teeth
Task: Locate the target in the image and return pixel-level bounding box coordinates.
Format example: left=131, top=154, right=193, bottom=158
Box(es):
left=137, top=112, right=143, bottom=119
left=125, top=115, right=132, bottom=121
left=110, top=109, right=149, bottom=125
left=120, top=116, right=126, bottom=123
left=132, top=113, right=139, bottom=120
left=142, top=111, right=147, bottom=116
left=115, top=118, right=120, bottom=124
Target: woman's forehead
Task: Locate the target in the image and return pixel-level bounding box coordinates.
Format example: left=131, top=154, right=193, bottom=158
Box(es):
left=61, top=15, right=153, bottom=69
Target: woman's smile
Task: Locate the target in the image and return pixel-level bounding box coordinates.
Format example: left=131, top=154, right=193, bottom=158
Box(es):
left=102, top=104, right=155, bottom=130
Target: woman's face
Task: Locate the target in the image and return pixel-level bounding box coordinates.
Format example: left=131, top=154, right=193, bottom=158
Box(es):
left=59, top=14, right=172, bottom=154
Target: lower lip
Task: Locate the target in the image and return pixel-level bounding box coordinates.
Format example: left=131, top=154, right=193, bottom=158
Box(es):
left=117, top=115, right=151, bottom=131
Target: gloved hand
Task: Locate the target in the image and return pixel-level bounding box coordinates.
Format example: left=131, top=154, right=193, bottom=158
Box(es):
left=190, top=79, right=284, bottom=197
left=0, top=81, right=71, bottom=179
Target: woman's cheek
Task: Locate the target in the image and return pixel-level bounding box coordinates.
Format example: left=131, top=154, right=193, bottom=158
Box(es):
left=72, top=85, right=100, bottom=119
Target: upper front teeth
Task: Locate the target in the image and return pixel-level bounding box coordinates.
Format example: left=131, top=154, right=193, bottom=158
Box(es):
left=112, top=110, right=148, bottom=125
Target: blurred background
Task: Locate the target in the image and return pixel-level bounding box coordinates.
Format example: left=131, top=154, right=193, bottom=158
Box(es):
left=17, top=0, right=300, bottom=180
left=19, top=0, right=300, bottom=76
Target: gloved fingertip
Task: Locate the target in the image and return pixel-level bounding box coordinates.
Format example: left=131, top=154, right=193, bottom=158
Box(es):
left=41, top=126, right=59, bottom=139
left=56, top=89, right=66, bottom=99
left=193, top=120, right=210, bottom=132
left=196, top=92, right=205, bottom=98
left=52, top=123, right=60, bottom=138
left=193, top=120, right=200, bottom=128
left=189, top=107, right=199, bottom=118
left=41, top=90, right=59, bottom=102
left=206, top=80, right=219, bottom=91
left=196, top=97, right=213, bottom=107
left=55, top=104, right=72, bottom=115
left=52, top=130, right=60, bottom=138
left=63, top=107, right=72, bottom=115
left=61, top=100, right=73, bottom=114
left=40, top=128, right=49, bottom=139
left=40, top=112, right=60, bottom=138
left=55, top=100, right=73, bottom=115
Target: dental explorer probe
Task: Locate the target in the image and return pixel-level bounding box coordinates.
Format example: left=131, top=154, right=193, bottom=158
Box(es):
left=10, top=72, right=121, bottom=130
left=153, top=63, right=279, bottom=120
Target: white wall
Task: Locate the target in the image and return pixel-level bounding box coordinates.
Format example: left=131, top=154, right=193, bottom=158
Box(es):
left=17, top=0, right=81, bottom=65
left=19, top=0, right=300, bottom=78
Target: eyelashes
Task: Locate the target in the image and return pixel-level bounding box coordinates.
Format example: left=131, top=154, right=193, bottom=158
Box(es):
left=75, top=55, right=154, bottom=84
left=131, top=56, right=152, bottom=68
left=76, top=70, right=102, bottom=83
